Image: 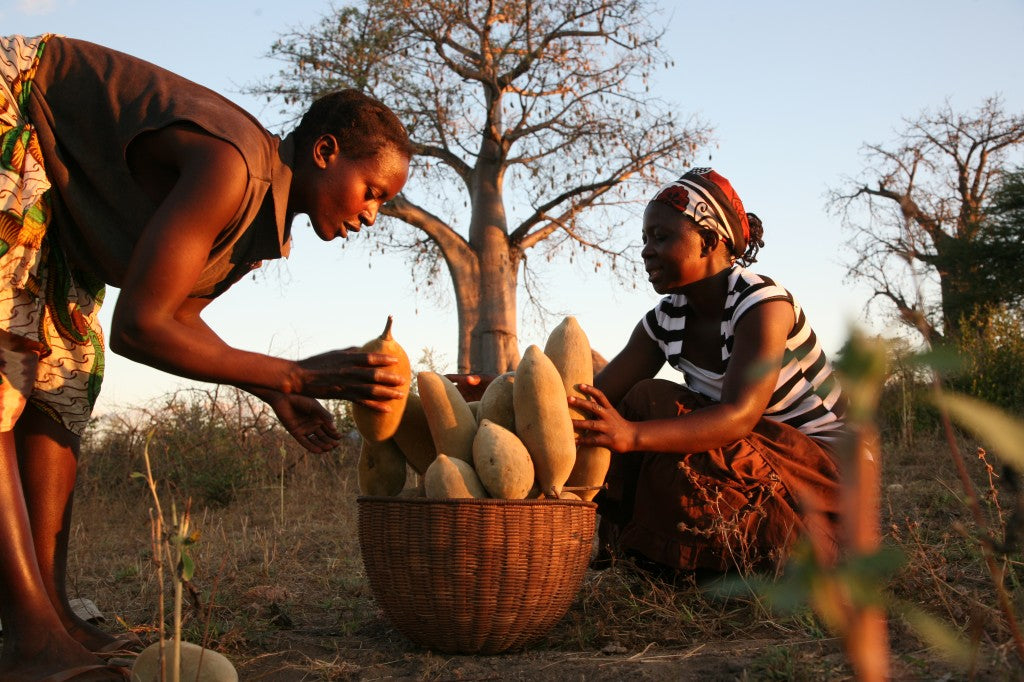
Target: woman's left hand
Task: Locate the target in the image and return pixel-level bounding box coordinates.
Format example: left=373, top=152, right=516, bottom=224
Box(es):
left=264, top=391, right=343, bottom=453
left=570, top=384, right=639, bottom=454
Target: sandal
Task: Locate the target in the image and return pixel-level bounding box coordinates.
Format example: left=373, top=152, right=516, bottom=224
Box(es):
left=93, top=632, right=146, bottom=656
left=40, top=663, right=132, bottom=681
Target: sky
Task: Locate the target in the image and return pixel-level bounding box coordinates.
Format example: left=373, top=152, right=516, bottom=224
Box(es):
left=2, top=0, right=1023, bottom=414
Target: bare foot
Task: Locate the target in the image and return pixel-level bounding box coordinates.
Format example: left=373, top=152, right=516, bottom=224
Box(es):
left=0, top=631, right=111, bottom=681
left=63, top=616, right=126, bottom=653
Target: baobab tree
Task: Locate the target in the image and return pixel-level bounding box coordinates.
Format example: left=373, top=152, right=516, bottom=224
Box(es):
left=829, top=97, right=1024, bottom=343
left=250, top=0, right=710, bottom=372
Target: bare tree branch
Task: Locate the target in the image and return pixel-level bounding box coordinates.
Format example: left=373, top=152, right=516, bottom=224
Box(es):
left=829, top=96, right=1024, bottom=340
left=247, top=0, right=710, bottom=371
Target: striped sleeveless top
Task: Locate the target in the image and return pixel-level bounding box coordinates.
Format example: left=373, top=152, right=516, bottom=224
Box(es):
left=642, top=265, right=846, bottom=441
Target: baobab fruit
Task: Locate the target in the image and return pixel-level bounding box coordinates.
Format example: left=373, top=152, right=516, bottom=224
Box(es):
left=132, top=641, right=237, bottom=682
left=478, top=371, right=516, bottom=434
left=513, top=345, right=576, bottom=499
left=358, top=438, right=407, bottom=496
left=352, top=316, right=411, bottom=442
left=544, top=316, right=593, bottom=421
left=417, top=371, right=477, bottom=463
left=545, top=316, right=610, bottom=502
left=472, top=419, right=535, bottom=499
left=392, top=393, right=437, bottom=474
left=424, top=454, right=488, bottom=499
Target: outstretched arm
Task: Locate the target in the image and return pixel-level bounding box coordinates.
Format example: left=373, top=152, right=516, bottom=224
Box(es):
left=245, top=386, right=343, bottom=453
left=573, top=300, right=794, bottom=454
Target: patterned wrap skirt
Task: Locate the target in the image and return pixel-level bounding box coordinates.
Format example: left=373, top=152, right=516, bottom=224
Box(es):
left=0, top=34, right=105, bottom=436
left=596, top=378, right=842, bottom=573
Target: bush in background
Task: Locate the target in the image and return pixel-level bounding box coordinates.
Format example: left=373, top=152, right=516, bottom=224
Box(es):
left=874, top=304, right=1024, bottom=446
left=80, top=387, right=356, bottom=506
left=874, top=339, right=942, bottom=447
left=947, top=304, right=1024, bottom=416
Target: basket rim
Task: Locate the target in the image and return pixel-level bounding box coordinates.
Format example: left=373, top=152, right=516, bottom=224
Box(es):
left=357, top=495, right=597, bottom=509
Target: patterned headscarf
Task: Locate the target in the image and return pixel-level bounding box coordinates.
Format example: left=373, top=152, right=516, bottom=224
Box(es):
left=650, top=168, right=750, bottom=257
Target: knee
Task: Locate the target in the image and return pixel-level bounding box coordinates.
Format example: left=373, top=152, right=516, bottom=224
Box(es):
left=619, top=378, right=692, bottom=420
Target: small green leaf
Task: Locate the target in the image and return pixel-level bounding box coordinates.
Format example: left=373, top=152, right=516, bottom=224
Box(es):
left=906, top=346, right=962, bottom=374
left=834, top=330, right=889, bottom=383
left=834, top=330, right=890, bottom=422
left=179, top=554, right=195, bottom=582
left=710, top=542, right=817, bottom=612
left=841, top=545, right=906, bottom=581
left=704, top=573, right=771, bottom=601
left=130, top=471, right=146, bottom=480
left=761, top=574, right=811, bottom=613
left=897, top=602, right=972, bottom=668
left=932, top=391, right=1024, bottom=471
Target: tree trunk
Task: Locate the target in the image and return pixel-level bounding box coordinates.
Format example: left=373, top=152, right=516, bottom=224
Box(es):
left=939, top=272, right=965, bottom=340
left=470, top=233, right=520, bottom=373
left=454, top=125, right=521, bottom=375
left=448, top=233, right=521, bottom=375
left=933, top=233, right=978, bottom=340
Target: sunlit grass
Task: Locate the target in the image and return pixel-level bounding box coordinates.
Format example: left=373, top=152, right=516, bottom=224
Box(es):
left=64, top=379, right=1024, bottom=679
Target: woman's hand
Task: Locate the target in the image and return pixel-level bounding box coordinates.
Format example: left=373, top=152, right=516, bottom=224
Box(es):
left=262, top=391, right=343, bottom=453
left=297, top=348, right=406, bottom=410
left=445, top=373, right=497, bottom=401
left=570, top=384, right=640, bottom=454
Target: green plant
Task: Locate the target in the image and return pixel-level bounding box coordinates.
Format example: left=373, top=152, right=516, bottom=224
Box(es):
left=747, top=645, right=799, bottom=680
left=133, top=434, right=202, bottom=681
left=949, top=304, right=1024, bottom=415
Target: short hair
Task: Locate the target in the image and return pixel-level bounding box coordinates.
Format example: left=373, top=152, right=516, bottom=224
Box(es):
left=293, top=89, right=413, bottom=161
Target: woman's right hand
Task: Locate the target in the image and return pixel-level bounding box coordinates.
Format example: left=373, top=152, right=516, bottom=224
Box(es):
left=297, top=348, right=406, bottom=410
left=570, top=383, right=640, bottom=454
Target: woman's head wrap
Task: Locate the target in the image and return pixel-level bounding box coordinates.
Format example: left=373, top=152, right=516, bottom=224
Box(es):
left=650, top=168, right=750, bottom=257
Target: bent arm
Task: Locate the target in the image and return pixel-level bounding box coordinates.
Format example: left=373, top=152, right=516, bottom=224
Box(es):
left=114, top=292, right=303, bottom=392
left=576, top=300, right=794, bottom=454
left=593, top=321, right=666, bottom=405
left=109, top=125, right=304, bottom=392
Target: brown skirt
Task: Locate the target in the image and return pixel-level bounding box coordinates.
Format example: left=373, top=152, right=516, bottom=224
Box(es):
left=596, top=379, right=841, bottom=573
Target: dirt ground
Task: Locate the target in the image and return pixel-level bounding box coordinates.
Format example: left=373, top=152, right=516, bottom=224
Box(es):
left=42, top=430, right=1020, bottom=681
left=230, top=599, right=852, bottom=681
left=220, top=592, right=1007, bottom=681
left=237, top=636, right=841, bottom=681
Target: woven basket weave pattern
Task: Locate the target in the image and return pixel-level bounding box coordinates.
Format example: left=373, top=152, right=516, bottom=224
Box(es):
left=358, top=496, right=596, bottom=654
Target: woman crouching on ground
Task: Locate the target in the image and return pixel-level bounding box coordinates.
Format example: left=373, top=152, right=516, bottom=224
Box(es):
left=571, top=168, right=845, bottom=578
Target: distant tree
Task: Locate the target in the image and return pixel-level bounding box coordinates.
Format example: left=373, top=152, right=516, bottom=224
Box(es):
left=991, top=166, right=1024, bottom=220
left=972, top=166, right=1024, bottom=310
left=829, top=97, right=1024, bottom=343
left=249, top=0, right=710, bottom=372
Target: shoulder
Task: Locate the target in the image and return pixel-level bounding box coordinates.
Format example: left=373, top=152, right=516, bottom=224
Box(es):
left=729, top=264, right=788, bottom=295
left=40, top=37, right=275, bottom=171
left=727, top=265, right=793, bottom=320
left=643, top=293, right=687, bottom=337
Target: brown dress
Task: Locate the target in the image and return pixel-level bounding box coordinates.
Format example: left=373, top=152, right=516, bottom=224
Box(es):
left=596, top=378, right=841, bottom=573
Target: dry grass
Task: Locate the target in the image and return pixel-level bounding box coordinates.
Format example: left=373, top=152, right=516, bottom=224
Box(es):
left=880, top=432, right=1024, bottom=676
left=51, top=395, right=1024, bottom=680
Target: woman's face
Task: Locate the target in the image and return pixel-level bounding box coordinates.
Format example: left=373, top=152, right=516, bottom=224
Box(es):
left=640, top=202, right=716, bottom=294
left=298, top=139, right=410, bottom=241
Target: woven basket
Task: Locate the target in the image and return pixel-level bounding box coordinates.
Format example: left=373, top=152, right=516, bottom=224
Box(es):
left=357, top=496, right=596, bottom=654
